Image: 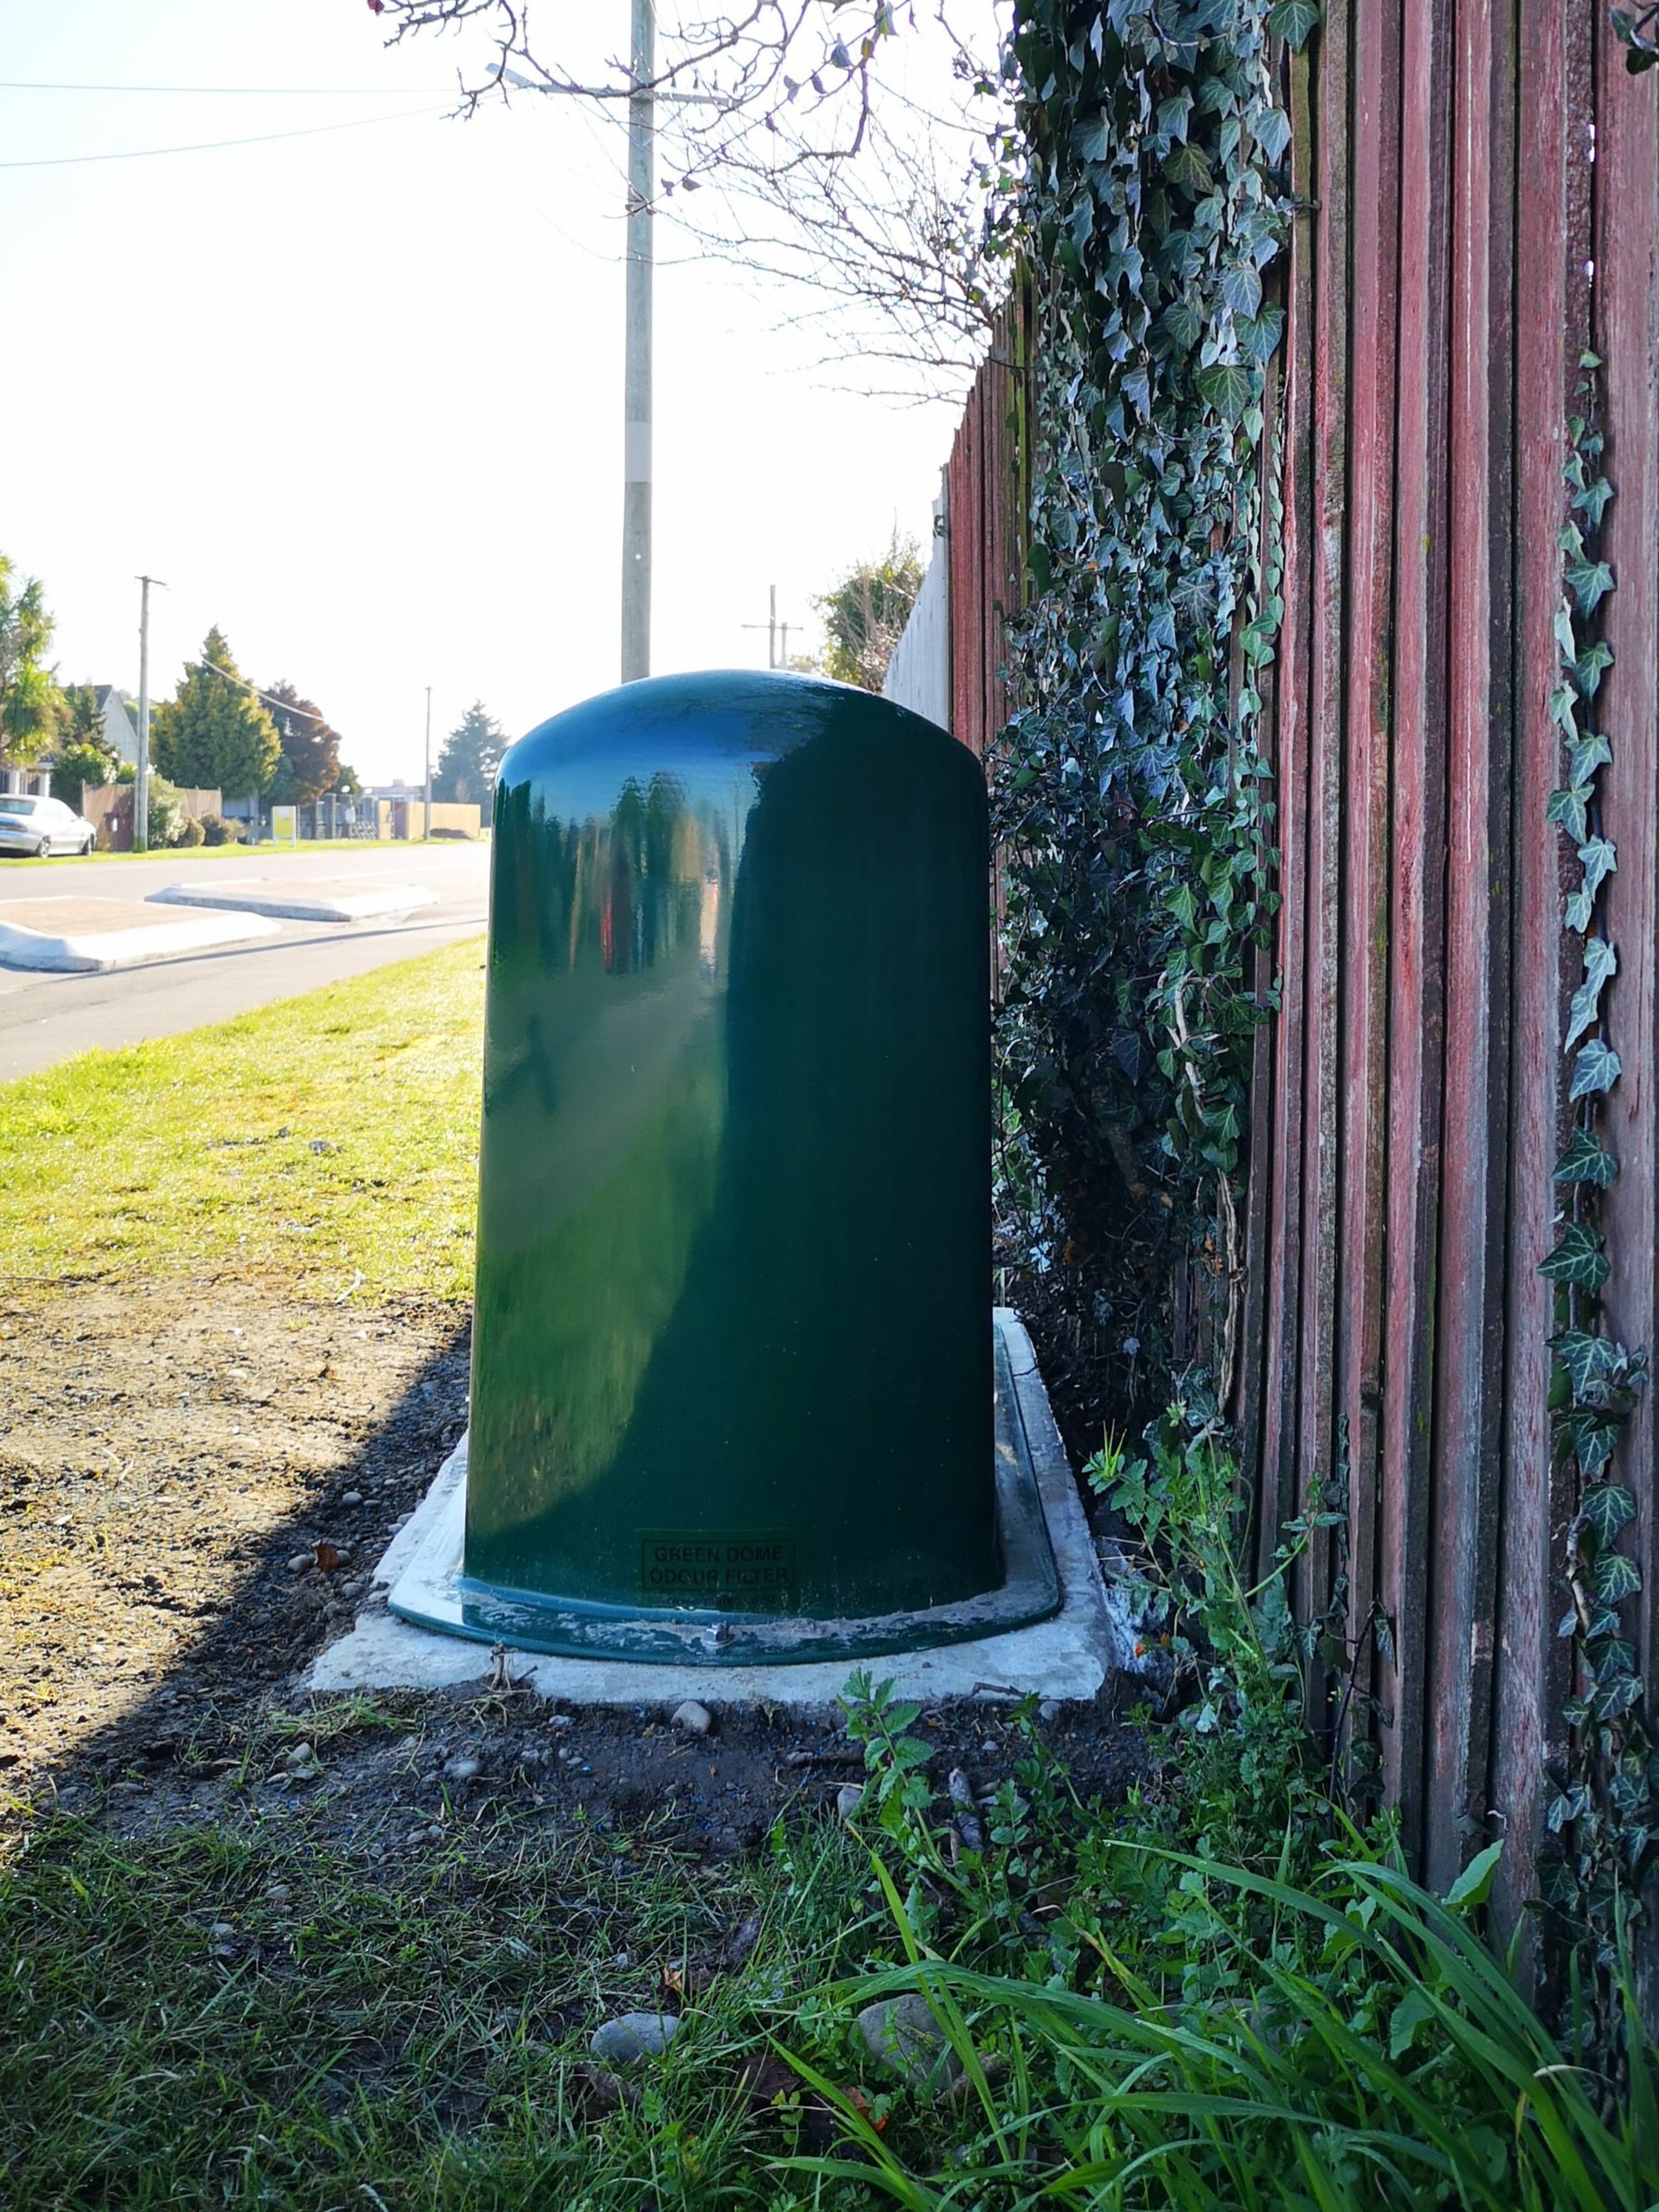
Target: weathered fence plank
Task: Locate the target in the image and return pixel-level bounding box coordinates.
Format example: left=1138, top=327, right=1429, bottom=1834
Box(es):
left=1337, top=0, right=1403, bottom=1775
left=1488, top=0, right=1586, bottom=1942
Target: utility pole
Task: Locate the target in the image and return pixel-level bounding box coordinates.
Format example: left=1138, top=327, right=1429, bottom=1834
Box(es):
left=620, top=0, right=654, bottom=682
left=422, top=686, right=433, bottom=841
left=744, top=583, right=798, bottom=670
left=134, top=575, right=165, bottom=853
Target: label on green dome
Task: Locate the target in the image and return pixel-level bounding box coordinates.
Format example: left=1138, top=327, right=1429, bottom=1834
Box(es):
left=640, top=1531, right=799, bottom=1609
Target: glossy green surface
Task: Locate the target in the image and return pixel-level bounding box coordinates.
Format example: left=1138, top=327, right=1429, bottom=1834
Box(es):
left=465, top=670, right=997, bottom=1632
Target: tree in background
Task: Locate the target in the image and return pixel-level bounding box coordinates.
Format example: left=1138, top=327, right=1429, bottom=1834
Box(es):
left=0, top=554, right=66, bottom=765
left=812, top=532, right=924, bottom=692
left=50, top=685, right=121, bottom=807
left=433, top=702, right=506, bottom=806
left=151, top=628, right=281, bottom=798
left=263, top=680, right=342, bottom=804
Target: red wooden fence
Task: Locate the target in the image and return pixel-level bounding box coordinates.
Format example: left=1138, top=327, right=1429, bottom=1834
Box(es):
left=946, top=296, right=1028, bottom=762
left=931, top=11, right=1658, bottom=1922
left=1247, top=1, right=1658, bottom=1917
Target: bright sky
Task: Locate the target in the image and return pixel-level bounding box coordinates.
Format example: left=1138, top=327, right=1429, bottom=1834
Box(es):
left=1, top=1, right=980, bottom=783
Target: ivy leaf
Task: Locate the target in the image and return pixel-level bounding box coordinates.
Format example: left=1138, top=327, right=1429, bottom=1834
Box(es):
left=1164, top=141, right=1214, bottom=195
left=1566, top=558, right=1616, bottom=614
left=1558, top=1779, right=1594, bottom=1823
left=1160, top=297, right=1205, bottom=352
left=1570, top=1039, right=1622, bottom=1101
left=1579, top=834, right=1618, bottom=900
left=1072, top=116, right=1110, bottom=162
left=1268, top=0, right=1322, bottom=48
left=1156, top=90, right=1193, bottom=142
left=1554, top=603, right=1577, bottom=660
left=1540, top=1221, right=1611, bottom=1292
left=1594, top=1551, right=1643, bottom=1604
left=1555, top=1126, right=1618, bottom=1189
left=1564, top=934, right=1617, bottom=1050
left=1594, top=1672, right=1644, bottom=1721
left=1573, top=642, right=1615, bottom=697
left=1552, top=1330, right=1630, bottom=1396
left=1567, top=834, right=1619, bottom=931
left=1195, top=361, right=1252, bottom=423
left=1547, top=785, right=1589, bottom=846
left=1220, top=261, right=1264, bottom=320
left=1569, top=1406, right=1622, bottom=1478
left=1254, top=105, right=1293, bottom=166
left=1581, top=1485, right=1637, bottom=1545
left=1574, top=473, right=1615, bottom=524
left=1593, top=1638, right=1637, bottom=1689
left=1565, top=732, right=1612, bottom=786
left=1237, top=305, right=1286, bottom=363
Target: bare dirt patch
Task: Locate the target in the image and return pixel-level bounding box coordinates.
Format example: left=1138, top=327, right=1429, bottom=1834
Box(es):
left=2, top=1282, right=1140, bottom=1857
left=1, top=1279, right=468, bottom=1789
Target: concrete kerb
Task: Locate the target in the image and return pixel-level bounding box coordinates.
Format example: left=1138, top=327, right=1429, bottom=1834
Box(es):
left=151, top=880, right=440, bottom=925
left=305, top=1311, right=1140, bottom=1712
left=0, top=897, right=281, bottom=973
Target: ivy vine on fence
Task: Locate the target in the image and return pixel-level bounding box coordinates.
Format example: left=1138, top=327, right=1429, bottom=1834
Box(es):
left=996, top=0, right=1304, bottom=1420
left=1539, top=355, right=1653, bottom=2008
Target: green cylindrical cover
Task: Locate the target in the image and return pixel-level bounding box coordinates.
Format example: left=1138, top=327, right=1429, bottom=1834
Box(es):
left=465, top=669, right=996, bottom=1627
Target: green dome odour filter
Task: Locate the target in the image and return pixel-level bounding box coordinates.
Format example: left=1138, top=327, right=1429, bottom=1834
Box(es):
left=394, top=670, right=1060, bottom=1663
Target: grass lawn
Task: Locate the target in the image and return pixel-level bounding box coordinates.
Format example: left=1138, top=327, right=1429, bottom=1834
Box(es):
left=0, top=937, right=485, bottom=1302
left=3, top=950, right=1657, bottom=2210
left=2, top=1784, right=881, bottom=2212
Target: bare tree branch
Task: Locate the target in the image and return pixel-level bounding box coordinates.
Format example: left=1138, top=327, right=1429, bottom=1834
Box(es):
left=366, top=0, right=1016, bottom=393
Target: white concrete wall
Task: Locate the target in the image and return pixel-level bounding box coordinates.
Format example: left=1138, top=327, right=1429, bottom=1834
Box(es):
left=882, top=515, right=951, bottom=735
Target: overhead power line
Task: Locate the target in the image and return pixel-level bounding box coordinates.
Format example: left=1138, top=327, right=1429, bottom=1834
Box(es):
left=183, top=661, right=331, bottom=726
left=0, top=104, right=441, bottom=170
left=0, top=80, right=445, bottom=96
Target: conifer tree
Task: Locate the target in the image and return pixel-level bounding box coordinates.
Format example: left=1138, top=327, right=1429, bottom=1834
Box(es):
left=433, top=702, right=507, bottom=806
left=151, top=628, right=281, bottom=797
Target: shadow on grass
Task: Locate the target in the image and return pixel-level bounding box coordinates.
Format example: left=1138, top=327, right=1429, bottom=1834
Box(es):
left=0, top=1313, right=885, bottom=2210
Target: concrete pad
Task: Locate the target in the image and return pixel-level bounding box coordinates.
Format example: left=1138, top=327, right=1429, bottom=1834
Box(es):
left=151, top=877, right=440, bottom=925
left=306, top=1312, right=1135, bottom=1710
left=0, top=895, right=281, bottom=972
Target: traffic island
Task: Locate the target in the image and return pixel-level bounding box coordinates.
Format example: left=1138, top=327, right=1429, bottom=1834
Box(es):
left=151, top=879, right=440, bottom=924
left=0, top=895, right=280, bottom=971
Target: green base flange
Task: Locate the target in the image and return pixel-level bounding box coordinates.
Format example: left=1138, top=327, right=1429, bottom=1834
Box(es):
left=387, top=1317, right=1060, bottom=1666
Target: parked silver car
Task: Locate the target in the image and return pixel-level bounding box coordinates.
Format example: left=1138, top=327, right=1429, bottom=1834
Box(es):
left=0, top=793, right=97, bottom=858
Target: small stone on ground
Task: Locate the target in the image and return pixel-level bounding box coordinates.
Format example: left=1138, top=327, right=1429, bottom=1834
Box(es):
left=856, top=1993, right=962, bottom=2093
left=589, top=2011, right=680, bottom=2064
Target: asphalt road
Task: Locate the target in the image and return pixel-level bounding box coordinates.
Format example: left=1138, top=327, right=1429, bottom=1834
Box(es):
left=0, top=845, right=490, bottom=1081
